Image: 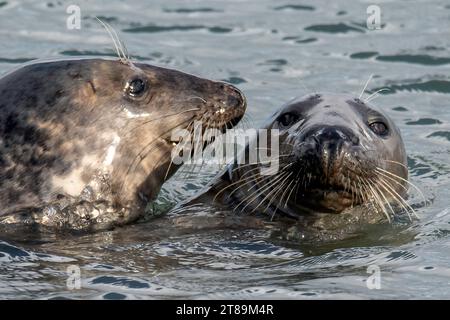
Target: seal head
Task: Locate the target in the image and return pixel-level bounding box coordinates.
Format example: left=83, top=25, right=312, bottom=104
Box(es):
left=205, top=93, right=408, bottom=222
left=269, top=93, right=407, bottom=217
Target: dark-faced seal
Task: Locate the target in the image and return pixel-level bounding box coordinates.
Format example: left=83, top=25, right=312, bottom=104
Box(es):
left=0, top=58, right=246, bottom=231
left=189, top=93, right=414, bottom=239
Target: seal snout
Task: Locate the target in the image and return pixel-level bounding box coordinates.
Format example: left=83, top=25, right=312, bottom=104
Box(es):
left=295, top=126, right=359, bottom=163
left=220, top=83, right=246, bottom=110
left=290, top=125, right=366, bottom=198
left=204, top=82, right=247, bottom=130
left=310, top=126, right=359, bottom=148
left=215, top=83, right=247, bottom=123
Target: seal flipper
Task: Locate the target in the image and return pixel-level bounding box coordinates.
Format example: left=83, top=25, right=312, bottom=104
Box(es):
left=0, top=199, right=142, bottom=232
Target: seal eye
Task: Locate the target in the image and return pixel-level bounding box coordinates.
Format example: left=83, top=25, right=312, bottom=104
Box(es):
left=278, top=113, right=298, bottom=127
left=369, top=121, right=389, bottom=136
left=126, top=78, right=146, bottom=97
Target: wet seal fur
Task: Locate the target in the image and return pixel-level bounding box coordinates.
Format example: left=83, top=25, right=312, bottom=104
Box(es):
left=188, top=93, right=415, bottom=240
left=0, top=58, right=246, bottom=231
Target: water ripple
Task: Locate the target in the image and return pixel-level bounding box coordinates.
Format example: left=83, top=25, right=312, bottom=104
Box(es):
left=123, top=24, right=233, bottom=34
left=304, top=23, right=364, bottom=33
left=371, top=80, right=450, bottom=94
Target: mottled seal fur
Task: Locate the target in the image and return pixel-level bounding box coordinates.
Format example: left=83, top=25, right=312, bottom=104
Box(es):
left=0, top=58, right=246, bottom=231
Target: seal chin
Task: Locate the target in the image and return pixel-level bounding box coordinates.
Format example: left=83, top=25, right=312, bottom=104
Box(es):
left=293, top=183, right=359, bottom=214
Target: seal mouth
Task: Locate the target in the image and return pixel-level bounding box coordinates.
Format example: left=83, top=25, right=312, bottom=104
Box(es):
left=198, top=102, right=247, bottom=134
left=168, top=86, right=247, bottom=161
left=310, top=185, right=353, bottom=200
left=169, top=104, right=246, bottom=143
left=292, top=178, right=363, bottom=214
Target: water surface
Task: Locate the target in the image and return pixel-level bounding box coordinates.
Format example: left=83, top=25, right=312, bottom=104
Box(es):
left=0, top=0, right=450, bottom=299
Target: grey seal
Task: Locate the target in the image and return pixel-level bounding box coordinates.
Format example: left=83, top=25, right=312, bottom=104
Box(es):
left=0, top=58, right=246, bottom=231
left=189, top=93, right=413, bottom=237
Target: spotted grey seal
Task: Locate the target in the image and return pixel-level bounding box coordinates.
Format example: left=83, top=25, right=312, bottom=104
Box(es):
left=188, top=93, right=416, bottom=238
left=0, top=58, right=246, bottom=231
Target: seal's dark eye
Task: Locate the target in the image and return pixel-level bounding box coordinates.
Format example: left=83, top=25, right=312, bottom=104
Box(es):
left=369, top=121, right=389, bottom=136
left=126, top=78, right=146, bottom=97
left=278, top=113, right=298, bottom=127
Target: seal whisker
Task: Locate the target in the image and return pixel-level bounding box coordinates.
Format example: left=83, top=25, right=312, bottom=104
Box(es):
left=153, top=147, right=175, bottom=181
left=226, top=163, right=294, bottom=207
left=229, top=173, right=279, bottom=210
left=271, top=178, right=295, bottom=220
left=376, top=177, right=417, bottom=220
left=237, top=165, right=278, bottom=182
left=190, top=120, right=203, bottom=172
left=364, top=88, right=390, bottom=102
left=110, top=26, right=131, bottom=65
left=351, top=180, right=357, bottom=207
left=357, top=177, right=368, bottom=203
left=126, top=108, right=201, bottom=136
left=180, top=120, right=198, bottom=179
left=366, top=93, right=380, bottom=102
left=283, top=177, right=298, bottom=209
left=376, top=177, right=412, bottom=220
left=266, top=174, right=294, bottom=215
left=374, top=179, right=397, bottom=220
left=248, top=172, right=291, bottom=213
left=122, top=117, right=195, bottom=190
left=163, top=149, right=175, bottom=182
left=293, top=169, right=303, bottom=203
left=380, top=159, right=409, bottom=171
left=359, top=177, right=388, bottom=220
left=237, top=171, right=289, bottom=213
left=357, top=180, right=365, bottom=204
left=258, top=178, right=289, bottom=216
left=233, top=164, right=289, bottom=196
left=96, top=17, right=127, bottom=64
left=212, top=171, right=259, bottom=202
left=251, top=172, right=293, bottom=213
left=366, top=181, right=391, bottom=222
left=193, top=118, right=215, bottom=173
left=375, top=169, right=408, bottom=193
left=229, top=154, right=291, bottom=174
left=359, top=74, right=373, bottom=99
left=186, top=96, right=207, bottom=104
left=375, top=167, right=426, bottom=205
left=235, top=165, right=267, bottom=179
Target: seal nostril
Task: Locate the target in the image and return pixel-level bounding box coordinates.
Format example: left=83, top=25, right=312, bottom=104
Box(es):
left=223, top=85, right=245, bottom=109
left=296, top=136, right=320, bottom=159
left=227, top=95, right=240, bottom=108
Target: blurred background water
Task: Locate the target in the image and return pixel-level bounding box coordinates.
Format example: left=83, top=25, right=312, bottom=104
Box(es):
left=1, top=0, right=450, bottom=299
